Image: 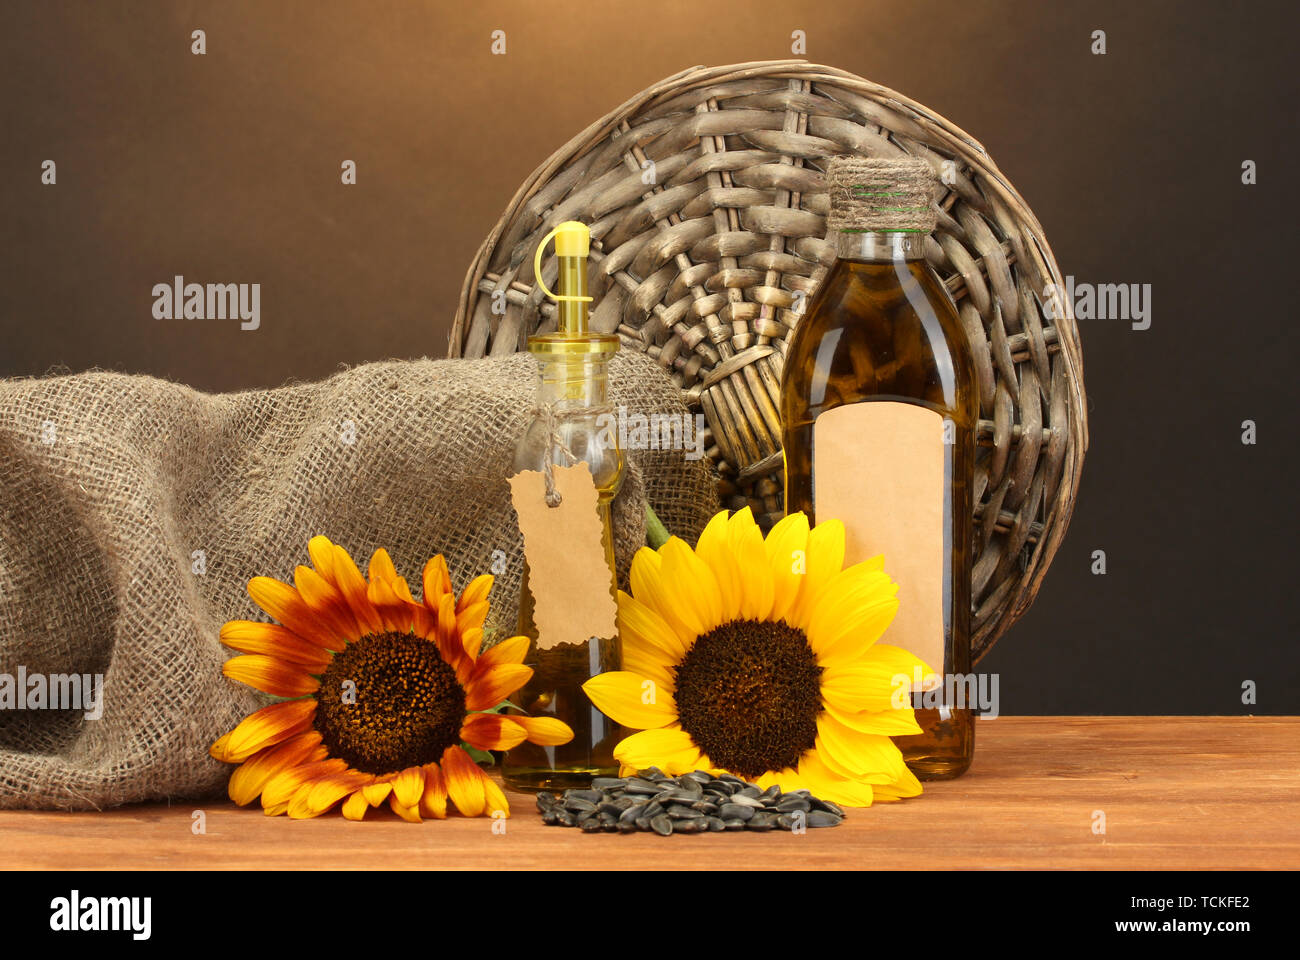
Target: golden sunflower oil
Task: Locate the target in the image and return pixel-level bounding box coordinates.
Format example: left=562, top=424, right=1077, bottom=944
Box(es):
left=502, top=221, right=625, bottom=792
left=781, top=158, right=978, bottom=779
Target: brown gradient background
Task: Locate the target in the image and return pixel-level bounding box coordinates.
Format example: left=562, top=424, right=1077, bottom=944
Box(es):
left=2, top=1, right=1297, bottom=713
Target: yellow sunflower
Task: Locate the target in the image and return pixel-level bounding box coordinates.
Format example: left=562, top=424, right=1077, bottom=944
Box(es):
left=210, top=536, right=572, bottom=821
left=582, top=508, right=928, bottom=807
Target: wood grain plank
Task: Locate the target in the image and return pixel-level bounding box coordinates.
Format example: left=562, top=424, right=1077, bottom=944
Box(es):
left=1, top=718, right=1295, bottom=870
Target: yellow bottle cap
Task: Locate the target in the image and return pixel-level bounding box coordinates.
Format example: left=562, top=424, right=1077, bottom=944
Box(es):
left=530, top=220, right=618, bottom=357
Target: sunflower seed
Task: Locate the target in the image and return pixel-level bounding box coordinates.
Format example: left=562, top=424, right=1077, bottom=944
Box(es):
left=726, top=794, right=764, bottom=809
left=568, top=789, right=604, bottom=803
left=775, top=797, right=811, bottom=813
left=761, top=785, right=782, bottom=802
left=673, top=818, right=704, bottom=833
left=564, top=797, right=597, bottom=813
left=718, top=802, right=755, bottom=821
left=541, top=809, right=559, bottom=825
left=635, top=816, right=651, bottom=830
left=556, top=810, right=577, bottom=827
left=591, top=778, right=625, bottom=790
left=579, top=818, right=603, bottom=833
left=641, top=800, right=665, bottom=819
left=618, top=804, right=643, bottom=824
left=597, top=801, right=624, bottom=816
left=776, top=814, right=796, bottom=830
left=623, top=778, right=660, bottom=795
left=736, top=785, right=762, bottom=799
left=536, top=791, right=560, bottom=809
left=690, top=800, right=719, bottom=815
left=617, top=820, right=638, bottom=834
left=667, top=804, right=704, bottom=820
left=807, top=811, right=843, bottom=828
left=650, top=814, right=673, bottom=836
left=746, top=813, right=776, bottom=831
left=706, top=817, right=726, bottom=832
left=810, top=797, right=845, bottom=817
left=723, top=818, right=747, bottom=831
left=684, top=771, right=714, bottom=784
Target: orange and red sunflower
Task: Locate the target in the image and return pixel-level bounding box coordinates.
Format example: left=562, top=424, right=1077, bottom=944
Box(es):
left=210, top=535, right=570, bottom=821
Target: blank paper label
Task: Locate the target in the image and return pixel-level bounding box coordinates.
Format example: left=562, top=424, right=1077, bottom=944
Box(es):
left=813, top=402, right=944, bottom=682
left=509, top=463, right=618, bottom=652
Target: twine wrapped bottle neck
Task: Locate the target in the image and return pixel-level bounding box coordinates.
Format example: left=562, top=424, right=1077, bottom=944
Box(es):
left=826, top=156, right=937, bottom=261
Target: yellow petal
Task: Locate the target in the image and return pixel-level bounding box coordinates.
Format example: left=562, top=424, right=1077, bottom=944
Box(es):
left=511, top=715, right=574, bottom=746
left=582, top=671, right=677, bottom=729
left=628, top=547, right=699, bottom=648
left=825, top=701, right=922, bottom=737
left=815, top=717, right=910, bottom=785
left=820, top=650, right=927, bottom=713
left=806, top=562, right=899, bottom=665
left=872, top=762, right=923, bottom=801
left=693, top=511, right=743, bottom=621
left=727, top=507, right=774, bottom=620
left=617, top=591, right=687, bottom=663
left=659, top=537, right=723, bottom=634
left=341, top=789, right=370, bottom=821
left=787, top=517, right=846, bottom=628
left=797, top=750, right=876, bottom=807
left=247, top=576, right=343, bottom=652
left=361, top=780, right=393, bottom=806
left=294, top=564, right=361, bottom=646
left=612, top=726, right=701, bottom=773
left=763, top=511, right=809, bottom=625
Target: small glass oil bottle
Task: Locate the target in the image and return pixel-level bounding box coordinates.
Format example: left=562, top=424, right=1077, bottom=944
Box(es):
left=781, top=158, right=979, bottom=779
left=502, top=220, right=625, bottom=792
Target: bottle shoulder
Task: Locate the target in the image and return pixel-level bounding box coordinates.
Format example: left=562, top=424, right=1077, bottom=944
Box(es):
left=782, top=258, right=978, bottom=421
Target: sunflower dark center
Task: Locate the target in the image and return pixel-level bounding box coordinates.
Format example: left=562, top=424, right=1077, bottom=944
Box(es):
left=672, top=618, right=822, bottom=780
left=313, top=631, right=465, bottom=775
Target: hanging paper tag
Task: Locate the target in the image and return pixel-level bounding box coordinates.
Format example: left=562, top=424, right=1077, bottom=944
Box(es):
left=508, top=463, right=618, bottom=652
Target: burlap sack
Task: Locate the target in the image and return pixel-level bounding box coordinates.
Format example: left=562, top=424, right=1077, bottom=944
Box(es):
left=0, top=352, right=717, bottom=810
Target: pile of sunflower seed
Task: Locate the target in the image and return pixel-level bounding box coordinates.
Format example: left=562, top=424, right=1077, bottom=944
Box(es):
left=536, top=768, right=844, bottom=834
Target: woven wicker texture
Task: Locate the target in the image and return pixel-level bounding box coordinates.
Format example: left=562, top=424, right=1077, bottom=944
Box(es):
left=451, top=61, right=1087, bottom=661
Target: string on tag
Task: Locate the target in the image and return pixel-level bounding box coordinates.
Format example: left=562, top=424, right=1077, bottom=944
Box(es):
left=533, top=402, right=613, bottom=508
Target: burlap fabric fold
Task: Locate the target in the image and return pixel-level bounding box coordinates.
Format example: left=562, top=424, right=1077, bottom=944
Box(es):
left=0, top=352, right=717, bottom=810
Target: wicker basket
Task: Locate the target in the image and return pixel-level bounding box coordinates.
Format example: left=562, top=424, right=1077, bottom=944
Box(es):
left=450, top=60, right=1087, bottom=662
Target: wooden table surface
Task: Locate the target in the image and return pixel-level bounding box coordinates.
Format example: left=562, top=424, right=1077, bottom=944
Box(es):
left=2, top=717, right=1296, bottom=870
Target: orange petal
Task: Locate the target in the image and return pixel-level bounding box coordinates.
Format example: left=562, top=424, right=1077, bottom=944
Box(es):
left=217, top=699, right=317, bottom=762
left=422, top=555, right=453, bottom=612
left=434, top=593, right=472, bottom=684
left=261, top=757, right=347, bottom=812
left=460, top=713, right=528, bottom=751
left=368, top=548, right=400, bottom=585
left=288, top=770, right=372, bottom=819
left=330, top=543, right=384, bottom=635
left=218, top=620, right=332, bottom=671
left=247, top=576, right=346, bottom=652
left=391, top=766, right=425, bottom=809
left=226, top=730, right=325, bottom=806
left=294, top=565, right=362, bottom=645
left=457, top=601, right=490, bottom=638
left=483, top=777, right=510, bottom=819
left=441, top=745, right=487, bottom=817
left=476, top=635, right=530, bottom=670
left=367, top=574, right=414, bottom=633
left=222, top=655, right=319, bottom=698
left=461, top=627, right=485, bottom=662
left=465, top=663, right=532, bottom=711
left=388, top=793, right=423, bottom=823
left=457, top=574, right=494, bottom=612
left=419, top=763, right=448, bottom=819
